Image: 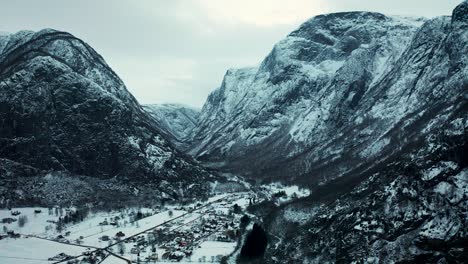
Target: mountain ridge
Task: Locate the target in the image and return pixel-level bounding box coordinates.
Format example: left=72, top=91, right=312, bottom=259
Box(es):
left=213, top=3, right=467, bottom=263
left=186, top=10, right=466, bottom=191
left=0, top=28, right=215, bottom=207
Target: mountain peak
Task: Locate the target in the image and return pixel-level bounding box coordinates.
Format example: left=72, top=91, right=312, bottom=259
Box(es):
left=452, top=0, right=468, bottom=24
left=189, top=4, right=465, bottom=188
left=0, top=28, right=215, bottom=206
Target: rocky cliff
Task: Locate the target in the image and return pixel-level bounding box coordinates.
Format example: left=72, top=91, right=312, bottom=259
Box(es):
left=0, top=29, right=215, bottom=207
left=227, top=2, right=467, bottom=263
left=190, top=9, right=466, bottom=191
left=187, top=1, right=467, bottom=263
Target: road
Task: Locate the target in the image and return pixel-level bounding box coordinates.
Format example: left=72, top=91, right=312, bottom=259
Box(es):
left=51, top=193, right=242, bottom=264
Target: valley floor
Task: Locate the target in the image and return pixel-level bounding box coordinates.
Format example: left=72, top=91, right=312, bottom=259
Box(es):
left=0, top=183, right=308, bottom=263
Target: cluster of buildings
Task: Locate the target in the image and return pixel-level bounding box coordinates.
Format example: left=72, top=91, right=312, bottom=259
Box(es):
left=97, top=199, right=246, bottom=262
left=140, top=209, right=240, bottom=262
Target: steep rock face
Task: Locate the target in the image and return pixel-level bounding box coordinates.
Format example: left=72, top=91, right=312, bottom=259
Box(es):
left=190, top=10, right=465, bottom=190
left=232, top=2, right=467, bottom=263
left=143, top=104, right=200, bottom=150
left=0, top=29, right=214, bottom=206
left=263, top=131, right=467, bottom=263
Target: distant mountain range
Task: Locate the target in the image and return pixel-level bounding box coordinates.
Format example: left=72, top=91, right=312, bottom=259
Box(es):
left=143, top=104, right=200, bottom=150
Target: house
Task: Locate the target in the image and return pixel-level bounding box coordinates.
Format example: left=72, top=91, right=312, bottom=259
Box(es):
left=55, top=235, right=68, bottom=243
left=48, top=253, right=72, bottom=261
left=83, top=248, right=93, bottom=256
left=179, top=240, right=188, bottom=247
left=146, top=253, right=158, bottom=261
left=99, top=220, right=108, bottom=225
left=136, top=237, right=147, bottom=246
left=130, top=247, right=140, bottom=254
left=216, top=234, right=231, bottom=242
left=169, top=251, right=185, bottom=261
left=7, top=231, right=20, bottom=238
left=183, top=249, right=193, bottom=256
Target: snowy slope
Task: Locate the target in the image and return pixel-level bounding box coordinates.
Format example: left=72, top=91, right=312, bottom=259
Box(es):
left=143, top=104, right=200, bottom=150
left=215, top=2, right=468, bottom=263
left=0, top=29, right=215, bottom=207
left=190, top=10, right=466, bottom=189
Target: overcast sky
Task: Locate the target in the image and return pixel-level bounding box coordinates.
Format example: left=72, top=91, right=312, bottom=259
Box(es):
left=1, top=0, right=461, bottom=107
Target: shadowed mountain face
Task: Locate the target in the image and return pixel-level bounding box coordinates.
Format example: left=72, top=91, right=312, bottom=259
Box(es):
left=189, top=9, right=466, bottom=190
left=0, top=29, right=214, bottom=206
left=143, top=104, right=200, bottom=151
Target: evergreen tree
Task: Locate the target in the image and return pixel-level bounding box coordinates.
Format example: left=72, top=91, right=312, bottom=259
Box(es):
left=240, top=223, right=268, bottom=260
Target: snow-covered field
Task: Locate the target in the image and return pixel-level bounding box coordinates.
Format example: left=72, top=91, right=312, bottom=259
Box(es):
left=0, top=237, right=86, bottom=264
left=100, top=254, right=125, bottom=264
left=65, top=209, right=186, bottom=247
left=191, top=241, right=236, bottom=262
left=0, top=207, right=60, bottom=235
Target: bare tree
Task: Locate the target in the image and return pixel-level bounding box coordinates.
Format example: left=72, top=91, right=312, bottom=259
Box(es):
left=18, top=215, right=28, bottom=228
left=118, top=241, right=126, bottom=255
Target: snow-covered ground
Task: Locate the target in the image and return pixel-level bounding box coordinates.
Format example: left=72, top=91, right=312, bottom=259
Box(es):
left=0, top=207, right=60, bottom=235
left=100, top=254, right=126, bottom=264
left=0, top=237, right=86, bottom=264
left=0, top=184, right=302, bottom=263
left=191, top=241, right=236, bottom=262
left=65, top=209, right=186, bottom=247
left=261, top=182, right=311, bottom=204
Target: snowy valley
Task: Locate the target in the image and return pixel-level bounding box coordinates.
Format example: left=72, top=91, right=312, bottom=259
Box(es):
left=0, top=183, right=309, bottom=263
left=0, top=1, right=467, bottom=263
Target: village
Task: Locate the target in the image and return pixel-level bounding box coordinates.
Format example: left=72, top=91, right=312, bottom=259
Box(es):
left=0, top=183, right=309, bottom=263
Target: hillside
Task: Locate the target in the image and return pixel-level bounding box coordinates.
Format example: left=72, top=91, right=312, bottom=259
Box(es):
left=143, top=104, right=200, bottom=150
left=0, top=29, right=215, bottom=207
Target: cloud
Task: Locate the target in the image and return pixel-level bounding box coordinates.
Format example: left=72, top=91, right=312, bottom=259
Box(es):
left=0, top=0, right=460, bottom=107
left=195, top=0, right=328, bottom=27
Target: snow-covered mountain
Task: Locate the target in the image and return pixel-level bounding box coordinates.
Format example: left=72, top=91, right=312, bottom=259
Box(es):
left=0, top=1, right=466, bottom=261
left=143, top=104, right=200, bottom=150
left=189, top=9, right=466, bottom=189
left=0, top=29, right=215, bottom=206
left=198, top=2, right=467, bottom=263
